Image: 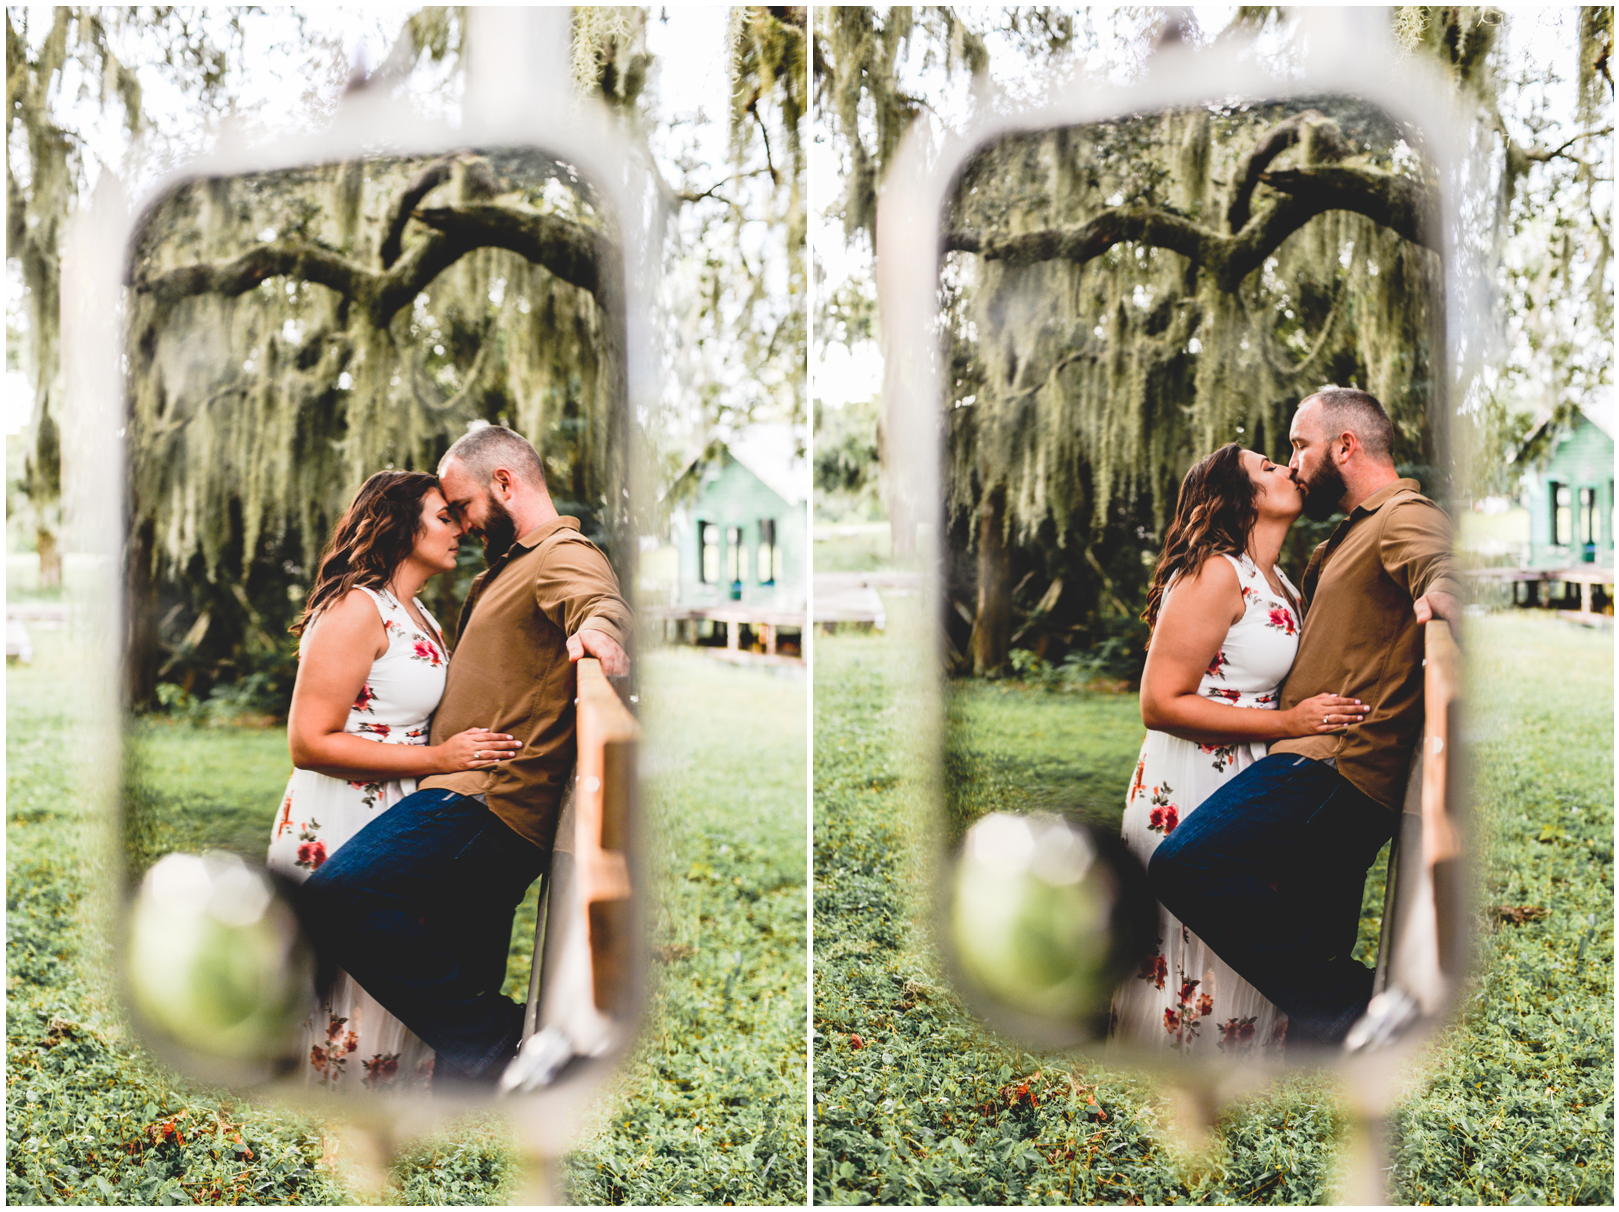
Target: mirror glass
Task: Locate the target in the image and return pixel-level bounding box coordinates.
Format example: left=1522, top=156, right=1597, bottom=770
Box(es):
left=935, top=96, right=1465, bottom=1065
left=121, top=145, right=640, bottom=1101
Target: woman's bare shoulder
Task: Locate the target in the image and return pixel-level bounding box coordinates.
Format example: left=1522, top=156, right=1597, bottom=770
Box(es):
left=1175, top=552, right=1241, bottom=595
left=303, top=588, right=386, bottom=646
left=1163, top=554, right=1244, bottom=623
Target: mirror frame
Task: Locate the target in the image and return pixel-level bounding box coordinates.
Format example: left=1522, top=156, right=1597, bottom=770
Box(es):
left=875, top=10, right=1479, bottom=1092
left=65, top=9, right=658, bottom=1143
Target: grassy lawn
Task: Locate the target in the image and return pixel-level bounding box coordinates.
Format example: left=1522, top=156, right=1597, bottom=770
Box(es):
left=813, top=607, right=1612, bottom=1204
left=9, top=631, right=807, bottom=1204
left=812, top=524, right=897, bottom=574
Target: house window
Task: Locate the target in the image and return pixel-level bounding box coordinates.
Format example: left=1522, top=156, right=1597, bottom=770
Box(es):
left=1580, top=486, right=1598, bottom=559
left=698, top=521, right=717, bottom=583
left=727, top=525, right=745, bottom=587
left=757, top=518, right=777, bottom=585
left=1551, top=482, right=1569, bottom=547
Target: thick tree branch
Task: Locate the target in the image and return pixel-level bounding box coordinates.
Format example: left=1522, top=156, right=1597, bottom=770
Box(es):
left=410, top=204, right=606, bottom=298
left=1256, top=166, right=1432, bottom=251
left=133, top=240, right=374, bottom=307
left=1227, top=109, right=1349, bottom=232
left=132, top=203, right=608, bottom=322
left=945, top=206, right=1214, bottom=269
left=945, top=163, right=1438, bottom=291
left=379, top=157, right=454, bottom=269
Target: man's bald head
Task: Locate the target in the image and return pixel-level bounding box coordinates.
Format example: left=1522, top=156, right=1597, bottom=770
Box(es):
left=1299, top=387, right=1396, bottom=466
left=438, top=423, right=548, bottom=489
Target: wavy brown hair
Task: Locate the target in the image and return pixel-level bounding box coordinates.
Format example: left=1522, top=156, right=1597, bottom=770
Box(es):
left=1142, top=443, right=1259, bottom=635
left=291, top=470, right=442, bottom=637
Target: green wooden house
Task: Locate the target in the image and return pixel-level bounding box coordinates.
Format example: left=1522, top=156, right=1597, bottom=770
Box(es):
left=1518, top=405, right=1614, bottom=570
left=675, top=425, right=806, bottom=611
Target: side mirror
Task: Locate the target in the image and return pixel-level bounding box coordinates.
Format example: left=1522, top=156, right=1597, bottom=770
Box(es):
left=79, top=29, right=657, bottom=1137
left=875, top=21, right=1476, bottom=1129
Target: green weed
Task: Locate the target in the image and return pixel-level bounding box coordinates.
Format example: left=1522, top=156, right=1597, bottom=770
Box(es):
left=813, top=611, right=1612, bottom=1204
left=9, top=632, right=807, bottom=1204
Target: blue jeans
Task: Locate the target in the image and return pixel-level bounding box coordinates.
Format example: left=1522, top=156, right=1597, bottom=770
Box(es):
left=300, top=789, right=547, bottom=1079
left=1147, top=755, right=1396, bottom=1044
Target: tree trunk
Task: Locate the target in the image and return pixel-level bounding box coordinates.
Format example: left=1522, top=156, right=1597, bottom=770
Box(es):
left=125, top=522, right=163, bottom=711
left=35, top=528, right=62, bottom=589
left=970, top=488, right=1011, bottom=675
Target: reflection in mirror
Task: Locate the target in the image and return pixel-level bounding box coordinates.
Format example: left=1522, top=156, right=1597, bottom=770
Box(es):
left=936, top=98, right=1463, bottom=1062
left=121, top=147, right=639, bottom=1101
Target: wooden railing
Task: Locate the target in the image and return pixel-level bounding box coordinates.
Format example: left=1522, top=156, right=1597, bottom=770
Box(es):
left=522, top=658, right=639, bottom=1050
left=1374, top=620, right=1464, bottom=1010
left=573, top=658, right=638, bottom=1015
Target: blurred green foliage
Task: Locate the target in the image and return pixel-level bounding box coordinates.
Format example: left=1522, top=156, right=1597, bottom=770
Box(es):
left=11, top=635, right=807, bottom=1204
left=815, top=607, right=1612, bottom=1204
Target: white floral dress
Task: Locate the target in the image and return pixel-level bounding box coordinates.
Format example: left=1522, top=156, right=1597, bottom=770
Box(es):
left=1110, top=552, right=1301, bottom=1054
left=267, top=585, right=448, bottom=1091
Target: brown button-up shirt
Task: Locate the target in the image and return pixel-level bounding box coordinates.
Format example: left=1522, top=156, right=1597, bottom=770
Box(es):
left=420, top=516, right=632, bottom=850
left=1270, top=479, right=1461, bottom=811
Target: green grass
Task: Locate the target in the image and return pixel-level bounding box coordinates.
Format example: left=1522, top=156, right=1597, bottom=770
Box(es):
left=811, top=524, right=898, bottom=574
left=813, top=608, right=1612, bottom=1204
left=9, top=631, right=807, bottom=1204
left=946, top=677, right=1393, bottom=966
left=1458, top=505, right=1531, bottom=551
left=947, top=679, right=1166, bottom=833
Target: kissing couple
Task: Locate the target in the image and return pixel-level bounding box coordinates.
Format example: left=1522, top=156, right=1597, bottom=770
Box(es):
left=265, top=423, right=632, bottom=1092
left=1109, top=387, right=1460, bottom=1052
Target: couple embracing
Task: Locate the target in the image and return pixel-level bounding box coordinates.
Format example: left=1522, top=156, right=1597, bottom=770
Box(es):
left=1111, top=387, right=1460, bottom=1052
left=265, top=424, right=631, bottom=1092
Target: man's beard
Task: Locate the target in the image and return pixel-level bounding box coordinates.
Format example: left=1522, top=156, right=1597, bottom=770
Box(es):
left=1298, top=460, right=1348, bottom=521
left=479, top=492, right=520, bottom=563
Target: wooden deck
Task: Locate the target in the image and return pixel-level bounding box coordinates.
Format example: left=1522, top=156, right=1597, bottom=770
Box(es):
left=811, top=571, right=922, bottom=630
left=643, top=605, right=805, bottom=661
left=1464, top=565, right=1614, bottom=625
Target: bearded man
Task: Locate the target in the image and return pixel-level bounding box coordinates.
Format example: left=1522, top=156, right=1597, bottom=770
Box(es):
left=1148, top=386, right=1460, bottom=1047
left=302, top=424, right=630, bottom=1089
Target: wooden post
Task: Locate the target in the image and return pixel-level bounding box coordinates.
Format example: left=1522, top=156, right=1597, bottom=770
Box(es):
left=1421, top=620, right=1464, bottom=982
left=574, top=658, right=638, bottom=1016
left=1581, top=578, right=1593, bottom=616
left=727, top=618, right=739, bottom=654
left=763, top=622, right=777, bottom=656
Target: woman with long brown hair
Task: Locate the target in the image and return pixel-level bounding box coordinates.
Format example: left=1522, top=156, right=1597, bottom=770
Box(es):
left=1109, top=443, right=1366, bottom=1053
left=266, top=470, right=520, bottom=1091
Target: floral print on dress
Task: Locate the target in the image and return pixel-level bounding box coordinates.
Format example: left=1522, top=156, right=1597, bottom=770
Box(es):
left=410, top=639, right=443, bottom=667
left=347, top=780, right=384, bottom=811
left=1128, top=758, right=1148, bottom=805
left=266, top=585, right=445, bottom=1094
left=310, top=1014, right=360, bottom=1083
left=1265, top=605, right=1297, bottom=636
left=1163, top=973, right=1215, bottom=1048
left=1138, top=950, right=1168, bottom=990
left=1111, top=551, right=1297, bottom=1055
left=294, top=819, right=327, bottom=871
left=363, top=1053, right=402, bottom=1088
left=1147, top=783, right=1179, bottom=835
left=1218, top=1015, right=1258, bottom=1051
